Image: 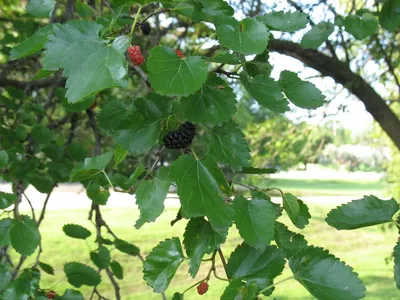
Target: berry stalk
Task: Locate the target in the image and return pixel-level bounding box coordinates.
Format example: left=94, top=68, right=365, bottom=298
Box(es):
left=129, top=5, right=143, bottom=37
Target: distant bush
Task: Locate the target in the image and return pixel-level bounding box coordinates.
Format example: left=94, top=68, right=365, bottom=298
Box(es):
left=320, top=144, right=391, bottom=172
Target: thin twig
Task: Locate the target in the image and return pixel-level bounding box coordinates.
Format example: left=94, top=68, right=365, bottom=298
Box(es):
left=217, top=249, right=229, bottom=278
left=141, top=8, right=169, bottom=23
left=37, top=188, right=54, bottom=226
left=22, top=191, right=36, bottom=222
left=12, top=255, right=26, bottom=279
left=105, top=268, right=121, bottom=300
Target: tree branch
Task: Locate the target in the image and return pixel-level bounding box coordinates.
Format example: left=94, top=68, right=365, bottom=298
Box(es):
left=268, top=39, right=400, bottom=151
left=0, top=76, right=63, bottom=91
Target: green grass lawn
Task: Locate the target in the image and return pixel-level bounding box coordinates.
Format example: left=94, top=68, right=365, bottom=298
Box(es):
left=12, top=198, right=399, bottom=300
left=257, top=178, right=390, bottom=197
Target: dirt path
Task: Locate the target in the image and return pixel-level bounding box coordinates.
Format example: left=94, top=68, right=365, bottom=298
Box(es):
left=0, top=183, right=362, bottom=212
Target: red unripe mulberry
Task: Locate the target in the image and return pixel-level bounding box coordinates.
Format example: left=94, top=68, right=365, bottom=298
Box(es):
left=197, top=281, right=209, bottom=295
left=127, top=45, right=145, bottom=66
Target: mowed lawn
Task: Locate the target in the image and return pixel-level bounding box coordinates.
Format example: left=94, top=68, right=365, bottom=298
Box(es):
left=11, top=194, right=400, bottom=300
left=259, top=178, right=390, bottom=197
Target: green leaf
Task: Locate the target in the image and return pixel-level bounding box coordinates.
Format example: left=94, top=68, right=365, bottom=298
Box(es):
left=98, top=100, right=131, bottom=132
left=75, top=0, right=95, bottom=18
left=62, top=224, right=91, bottom=240
left=233, top=193, right=280, bottom=249
left=38, top=261, right=55, bottom=275
left=0, top=192, right=17, bottom=209
left=244, top=50, right=273, bottom=77
left=87, top=182, right=110, bottom=205
left=394, top=240, right=400, bottom=289
left=170, top=155, right=234, bottom=233
left=183, top=218, right=225, bottom=278
left=10, top=215, right=41, bottom=256
left=221, top=279, right=258, bottom=300
left=295, top=199, right=311, bottom=229
left=31, top=69, right=55, bottom=80
left=114, top=238, right=140, bottom=256
left=202, top=0, right=234, bottom=16
left=113, top=146, right=128, bottom=167
left=64, top=262, right=101, bottom=288
left=279, top=70, right=326, bottom=109
left=201, top=156, right=232, bottom=196
left=215, top=17, right=270, bottom=55
left=143, top=237, right=185, bottom=293
left=172, top=292, right=184, bottom=300
left=325, top=195, right=400, bottom=230
left=64, top=41, right=128, bottom=103
left=110, top=260, right=123, bottom=280
left=226, top=243, right=285, bottom=295
left=240, top=73, right=289, bottom=113
left=31, top=124, right=54, bottom=144
left=343, top=13, right=378, bottom=40
left=147, top=46, right=208, bottom=97
left=58, top=289, right=84, bottom=300
left=289, top=246, right=366, bottom=299
left=90, top=245, right=111, bottom=269
left=26, top=0, right=55, bottom=18
left=62, top=96, right=95, bottom=112
left=301, top=22, right=335, bottom=49
left=282, top=193, right=300, bottom=225
left=135, top=167, right=171, bottom=229
left=1, top=268, right=40, bottom=300
left=258, top=11, right=309, bottom=32
left=274, top=222, right=308, bottom=259
left=113, top=94, right=172, bottom=155
left=205, top=120, right=251, bottom=171
left=113, top=35, right=131, bottom=54
left=179, top=74, right=237, bottom=126
left=43, top=21, right=127, bottom=103
left=238, top=167, right=277, bottom=174
left=43, top=144, right=64, bottom=161
left=125, top=162, right=146, bottom=187
left=0, top=150, right=9, bottom=168
left=70, top=152, right=113, bottom=182
left=379, top=0, right=400, bottom=31
left=48, top=162, right=70, bottom=182
left=208, top=50, right=240, bottom=65
left=65, top=143, right=88, bottom=161
left=0, top=263, right=12, bottom=291
left=114, top=0, right=153, bottom=5
left=28, top=174, right=54, bottom=194
left=44, top=20, right=102, bottom=71
left=10, top=24, right=57, bottom=60
left=0, top=218, right=12, bottom=247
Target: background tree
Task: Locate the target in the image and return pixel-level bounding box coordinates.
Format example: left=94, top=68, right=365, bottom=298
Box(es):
left=0, top=0, right=399, bottom=299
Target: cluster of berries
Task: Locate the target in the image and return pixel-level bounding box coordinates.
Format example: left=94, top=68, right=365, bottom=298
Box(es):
left=163, top=121, right=196, bottom=149
left=127, top=45, right=145, bottom=66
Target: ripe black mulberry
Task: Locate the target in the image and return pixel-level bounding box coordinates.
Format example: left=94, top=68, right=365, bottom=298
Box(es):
left=140, top=22, right=151, bottom=35
left=163, top=121, right=196, bottom=149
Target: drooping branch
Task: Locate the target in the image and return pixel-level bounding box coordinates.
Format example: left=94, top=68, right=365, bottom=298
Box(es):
left=268, top=39, right=400, bottom=150
left=0, top=76, right=62, bottom=91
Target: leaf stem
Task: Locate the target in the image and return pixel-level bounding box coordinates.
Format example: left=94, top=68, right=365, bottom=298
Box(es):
left=195, top=33, right=218, bottom=54
left=129, top=5, right=143, bottom=38
left=258, top=276, right=294, bottom=295
left=102, top=171, right=115, bottom=190
left=393, top=219, right=400, bottom=229
left=191, top=144, right=199, bottom=160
